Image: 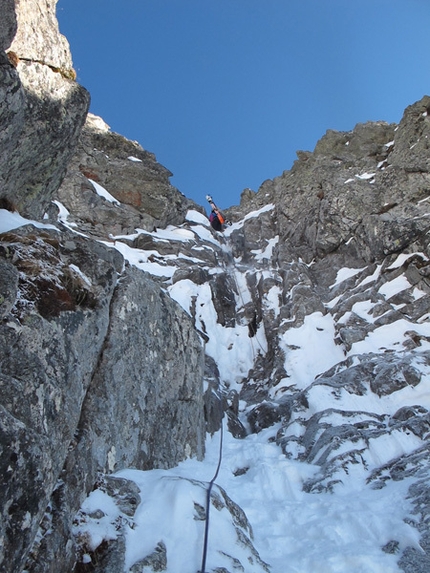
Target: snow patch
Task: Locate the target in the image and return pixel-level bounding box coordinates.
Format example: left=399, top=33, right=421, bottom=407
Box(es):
left=88, top=179, right=121, bottom=206
left=280, top=312, right=345, bottom=389
left=379, top=275, right=412, bottom=299
left=329, top=266, right=366, bottom=289
left=251, top=236, right=279, bottom=261
left=386, top=252, right=428, bottom=270
left=224, top=204, right=275, bottom=235
left=355, top=172, right=376, bottom=181
left=186, top=209, right=210, bottom=226
left=0, top=208, right=58, bottom=234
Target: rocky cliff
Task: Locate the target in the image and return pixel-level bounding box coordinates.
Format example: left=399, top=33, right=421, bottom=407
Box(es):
left=0, top=0, right=89, bottom=219
left=54, top=112, right=201, bottom=237
left=1, top=2, right=430, bottom=573
left=0, top=3, right=205, bottom=573
left=53, top=96, right=429, bottom=572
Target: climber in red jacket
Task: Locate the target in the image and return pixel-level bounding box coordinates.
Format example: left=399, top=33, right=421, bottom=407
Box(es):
left=206, top=195, right=227, bottom=231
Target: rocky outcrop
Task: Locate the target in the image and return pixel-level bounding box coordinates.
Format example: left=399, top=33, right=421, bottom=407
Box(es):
left=9, top=0, right=73, bottom=72
left=55, top=113, right=201, bottom=237
left=0, top=226, right=120, bottom=573
left=227, top=96, right=430, bottom=266
left=0, top=225, right=205, bottom=573
left=0, top=0, right=89, bottom=218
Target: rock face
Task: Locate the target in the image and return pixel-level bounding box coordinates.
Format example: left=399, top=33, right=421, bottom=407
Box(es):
left=0, top=0, right=18, bottom=50
left=2, top=3, right=430, bottom=572
left=0, top=1, right=24, bottom=204
left=0, top=0, right=89, bottom=218
left=9, top=0, right=73, bottom=71
left=0, top=227, right=205, bottom=573
left=55, top=113, right=201, bottom=236
left=227, top=97, right=430, bottom=266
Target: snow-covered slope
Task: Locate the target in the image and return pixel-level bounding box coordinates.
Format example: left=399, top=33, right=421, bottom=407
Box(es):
left=2, top=95, right=422, bottom=573
left=58, top=194, right=430, bottom=572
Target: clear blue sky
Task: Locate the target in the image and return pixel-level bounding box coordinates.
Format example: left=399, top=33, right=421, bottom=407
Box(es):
left=57, top=0, right=430, bottom=209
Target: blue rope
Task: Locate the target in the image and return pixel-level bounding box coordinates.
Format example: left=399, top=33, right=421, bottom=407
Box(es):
left=199, top=421, right=224, bottom=573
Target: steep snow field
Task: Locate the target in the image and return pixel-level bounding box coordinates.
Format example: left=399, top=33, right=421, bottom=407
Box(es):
left=2, top=206, right=429, bottom=572
left=77, top=423, right=422, bottom=573
left=75, top=207, right=430, bottom=572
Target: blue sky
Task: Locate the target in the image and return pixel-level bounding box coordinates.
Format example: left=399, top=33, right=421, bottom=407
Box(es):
left=57, top=0, right=430, bottom=209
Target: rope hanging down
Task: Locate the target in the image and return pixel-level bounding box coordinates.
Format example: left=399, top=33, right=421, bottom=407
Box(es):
left=198, top=420, right=224, bottom=573
left=197, top=196, right=266, bottom=571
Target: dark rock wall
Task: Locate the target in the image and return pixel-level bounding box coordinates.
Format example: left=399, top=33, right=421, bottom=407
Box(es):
left=0, top=229, right=121, bottom=573
left=0, top=0, right=18, bottom=49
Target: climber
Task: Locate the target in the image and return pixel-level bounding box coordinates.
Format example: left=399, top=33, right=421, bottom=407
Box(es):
left=209, top=209, right=224, bottom=231
left=206, top=195, right=227, bottom=231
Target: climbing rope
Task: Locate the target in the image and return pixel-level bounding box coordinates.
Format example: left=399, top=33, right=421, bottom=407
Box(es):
left=198, top=224, right=268, bottom=571
left=198, top=419, right=224, bottom=573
